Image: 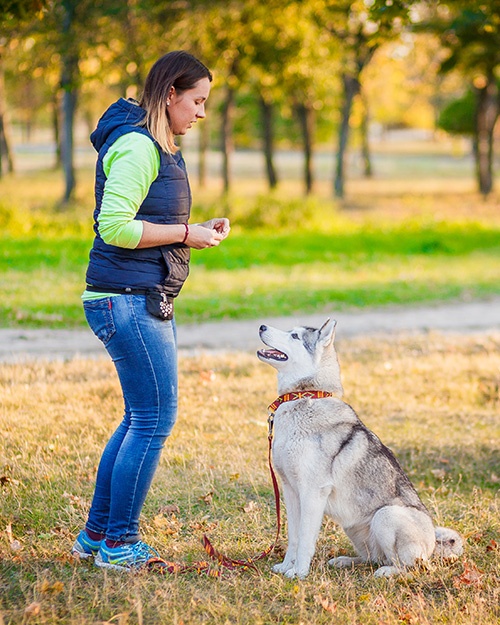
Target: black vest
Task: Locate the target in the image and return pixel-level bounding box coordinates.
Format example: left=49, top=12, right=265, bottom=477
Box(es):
left=85, top=98, right=191, bottom=297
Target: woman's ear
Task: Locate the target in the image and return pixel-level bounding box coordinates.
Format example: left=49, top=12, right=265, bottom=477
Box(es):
left=167, top=86, right=176, bottom=106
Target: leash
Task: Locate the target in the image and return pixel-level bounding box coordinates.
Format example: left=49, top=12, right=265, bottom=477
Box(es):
left=148, top=390, right=332, bottom=576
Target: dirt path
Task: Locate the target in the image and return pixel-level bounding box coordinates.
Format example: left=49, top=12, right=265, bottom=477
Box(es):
left=0, top=298, right=498, bottom=363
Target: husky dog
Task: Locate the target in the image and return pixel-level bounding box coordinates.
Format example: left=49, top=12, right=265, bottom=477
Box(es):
left=257, top=319, right=463, bottom=579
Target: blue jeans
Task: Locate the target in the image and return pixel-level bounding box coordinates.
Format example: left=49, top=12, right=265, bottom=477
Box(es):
left=83, top=295, right=178, bottom=542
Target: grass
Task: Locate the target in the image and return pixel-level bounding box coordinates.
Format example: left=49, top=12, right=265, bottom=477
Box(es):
left=1, top=333, right=499, bottom=624
left=0, top=167, right=500, bottom=328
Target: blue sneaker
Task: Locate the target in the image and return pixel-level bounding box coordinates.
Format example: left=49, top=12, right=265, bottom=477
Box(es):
left=71, top=530, right=102, bottom=560
left=95, top=540, right=160, bottom=571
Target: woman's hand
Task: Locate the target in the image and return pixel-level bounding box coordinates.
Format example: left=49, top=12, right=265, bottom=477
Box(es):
left=198, top=218, right=230, bottom=239
left=186, top=218, right=230, bottom=249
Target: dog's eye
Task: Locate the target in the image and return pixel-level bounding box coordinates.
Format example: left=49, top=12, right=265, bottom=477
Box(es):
left=291, top=333, right=300, bottom=339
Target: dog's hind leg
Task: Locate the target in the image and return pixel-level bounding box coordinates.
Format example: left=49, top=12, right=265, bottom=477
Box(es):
left=273, top=479, right=301, bottom=575
left=370, top=506, right=435, bottom=578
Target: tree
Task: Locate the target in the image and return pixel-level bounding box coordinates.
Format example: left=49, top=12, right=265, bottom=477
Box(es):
left=373, top=0, right=500, bottom=195
left=0, top=0, right=48, bottom=176
left=248, top=0, right=336, bottom=194
left=191, top=1, right=255, bottom=195
left=313, top=0, right=401, bottom=198
left=435, top=4, right=500, bottom=195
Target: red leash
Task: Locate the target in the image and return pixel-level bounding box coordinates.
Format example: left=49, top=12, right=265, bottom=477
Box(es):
left=149, top=390, right=332, bottom=576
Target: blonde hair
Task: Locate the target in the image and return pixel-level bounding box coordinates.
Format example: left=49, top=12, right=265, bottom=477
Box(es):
left=139, top=51, right=212, bottom=154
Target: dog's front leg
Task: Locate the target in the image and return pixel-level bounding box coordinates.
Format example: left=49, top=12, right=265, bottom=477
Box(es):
left=273, top=479, right=300, bottom=575
left=285, top=486, right=330, bottom=579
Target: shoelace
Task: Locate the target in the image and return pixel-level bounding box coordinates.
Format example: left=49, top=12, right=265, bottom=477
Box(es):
left=130, top=541, right=160, bottom=562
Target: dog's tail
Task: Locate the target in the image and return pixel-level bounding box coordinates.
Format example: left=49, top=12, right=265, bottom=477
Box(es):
left=434, top=526, right=463, bottom=559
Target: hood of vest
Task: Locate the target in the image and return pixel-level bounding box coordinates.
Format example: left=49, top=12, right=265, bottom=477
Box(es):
left=90, top=98, right=146, bottom=153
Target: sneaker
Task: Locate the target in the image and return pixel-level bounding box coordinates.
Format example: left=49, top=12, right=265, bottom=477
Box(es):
left=71, top=529, right=102, bottom=560
left=95, top=540, right=160, bottom=571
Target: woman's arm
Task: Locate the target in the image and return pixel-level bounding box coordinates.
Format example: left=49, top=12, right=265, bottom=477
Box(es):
left=137, top=218, right=230, bottom=249
left=100, top=132, right=230, bottom=250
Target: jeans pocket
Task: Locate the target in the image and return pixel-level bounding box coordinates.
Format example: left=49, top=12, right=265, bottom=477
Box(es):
left=83, top=298, right=116, bottom=345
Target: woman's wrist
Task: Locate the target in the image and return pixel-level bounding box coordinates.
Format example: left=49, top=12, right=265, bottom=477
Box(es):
left=181, top=223, right=189, bottom=244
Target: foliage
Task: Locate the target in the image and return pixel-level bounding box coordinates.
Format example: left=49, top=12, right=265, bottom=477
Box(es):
left=0, top=334, right=499, bottom=623
left=437, top=89, right=475, bottom=135
left=0, top=0, right=46, bottom=23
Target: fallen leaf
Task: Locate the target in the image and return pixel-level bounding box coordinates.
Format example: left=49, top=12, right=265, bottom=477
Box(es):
left=243, top=501, right=259, bottom=513
left=51, top=581, right=64, bottom=595
left=158, top=504, right=180, bottom=516
left=453, top=561, right=484, bottom=587
left=314, top=594, right=337, bottom=614
left=200, top=370, right=216, bottom=383
left=5, top=523, right=22, bottom=551
left=371, top=594, right=388, bottom=609
left=24, top=603, right=41, bottom=619
left=199, top=492, right=213, bottom=505
left=430, top=468, right=446, bottom=480
left=486, top=539, right=498, bottom=552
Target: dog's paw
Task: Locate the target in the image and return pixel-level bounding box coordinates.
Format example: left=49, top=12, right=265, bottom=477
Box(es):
left=373, top=565, right=401, bottom=578
left=272, top=561, right=293, bottom=574
left=284, top=566, right=309, bottom=579
left=328, top=556, right=362, bottom=569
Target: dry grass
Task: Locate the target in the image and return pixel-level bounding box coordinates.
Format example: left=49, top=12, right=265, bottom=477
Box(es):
left=0, top=332, right=499, bottom=624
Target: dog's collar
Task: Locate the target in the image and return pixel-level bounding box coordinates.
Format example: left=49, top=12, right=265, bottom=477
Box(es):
left=268, top=390, right=334, bottom=415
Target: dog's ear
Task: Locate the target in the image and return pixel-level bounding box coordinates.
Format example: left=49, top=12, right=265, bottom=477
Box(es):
left=318, top=318, right=337, bottom=348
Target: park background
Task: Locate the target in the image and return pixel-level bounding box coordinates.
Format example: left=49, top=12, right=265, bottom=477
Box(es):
left=0, top=1, right=499, bottom=624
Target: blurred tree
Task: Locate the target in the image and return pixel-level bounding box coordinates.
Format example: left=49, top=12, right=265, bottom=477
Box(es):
left=248, top=0, right=338, bottom=194
left=373, top=0, right=500, bottom=195
left=0, top=0, right=48, bottom=176
left=191, top=1, right=255, bottom=194
left=312, top=0, right=403, bottom=198
left=437, top=89, right=475, bottom=136
left=17, top=0, right=125, bottom=204
left=435, top=4, right=500, bottom=195
left=0, top=0, right=46, bottom=22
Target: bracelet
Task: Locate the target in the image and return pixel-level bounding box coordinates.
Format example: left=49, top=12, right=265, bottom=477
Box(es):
left=181, top=223, right=189, bottom=244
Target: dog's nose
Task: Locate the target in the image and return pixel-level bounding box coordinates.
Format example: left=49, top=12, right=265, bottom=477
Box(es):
left=259, top=325, right=267, bottom=332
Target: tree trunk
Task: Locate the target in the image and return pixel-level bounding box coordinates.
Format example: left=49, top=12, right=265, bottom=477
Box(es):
left=220, top=84, right=235, bottom=194
left=59, top=0, right=79, bottom=205
left=259, top=95, right=278, bottom=190
left=52, top=94, right=61, bottom=168
left=474, top=78, right=498, bottom=196
left=295, top=102, right=314, bottom=195
left=60, top=64, right=78, bottom=204
left=0, top=50, right=15, bottom=176
left=359, top=90, right=372, bottom=178
left=198, top=115, right=208, bottom=188
left=334, top=74, right=360, bottom=198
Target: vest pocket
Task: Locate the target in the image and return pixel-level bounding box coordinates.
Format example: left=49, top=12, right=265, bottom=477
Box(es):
left=160, top=246, right=191, bottom=296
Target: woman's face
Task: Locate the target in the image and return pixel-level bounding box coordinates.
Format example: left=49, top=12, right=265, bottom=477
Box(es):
left=168, top=77, right=211, bottom=135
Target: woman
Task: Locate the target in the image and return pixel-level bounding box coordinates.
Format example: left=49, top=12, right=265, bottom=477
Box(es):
left=71, top=51, right=230, bottom=571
